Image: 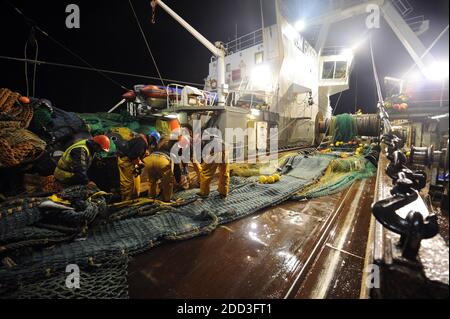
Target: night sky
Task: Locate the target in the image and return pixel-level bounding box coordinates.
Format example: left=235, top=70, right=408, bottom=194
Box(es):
left=0, top=0, right=448, bottom=114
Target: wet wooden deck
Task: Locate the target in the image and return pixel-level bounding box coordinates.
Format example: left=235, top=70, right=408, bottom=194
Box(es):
left=128, top=177, right=376, bottom=299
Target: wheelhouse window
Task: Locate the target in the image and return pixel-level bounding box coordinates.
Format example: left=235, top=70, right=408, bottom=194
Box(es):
left=322, top=61, right=348, bottom=80
left=322, top=61, right=335, bottom=79
left=335, top=61, right=348, bottom=79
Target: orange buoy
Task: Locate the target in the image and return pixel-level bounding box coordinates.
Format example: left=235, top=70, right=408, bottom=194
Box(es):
left=19, top=96, right=30, bottom=104
left=122, top=90, right=136, bottom=101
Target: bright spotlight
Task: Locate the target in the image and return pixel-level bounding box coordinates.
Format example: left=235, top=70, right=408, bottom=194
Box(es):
left=251, top=65, right=272, bottom=90
left=295, top=20, right=306, bottom=32
left=282, top=24, right=298, bottom=41
left=408, top=70, right=423, bottom=82
left=341, top=48, right=354, bottom=58
left=424, top=61, right=449, bottom=81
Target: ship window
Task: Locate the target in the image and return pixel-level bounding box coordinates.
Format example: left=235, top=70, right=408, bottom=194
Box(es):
left=334, top=61, right=347, bottom=79
left=255, top=51, right=264, bottom=65
left=226, top=63, right=231, bottom=72
left=322, top=61, right=335, bottom=79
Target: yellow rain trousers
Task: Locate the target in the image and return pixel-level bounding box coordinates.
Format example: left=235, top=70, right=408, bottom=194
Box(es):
left=117, top=156, right=141, bottom=201
left=198, top=151, right=230, bottom=197
left=192, top=161, right=202, bottom=180
left=143, top=152, right=174, bottom=203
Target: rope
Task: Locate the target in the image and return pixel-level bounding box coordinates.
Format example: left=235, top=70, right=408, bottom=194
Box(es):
left=24, top=29, right=39, bottom=97
left=128, top=0, right=165, bottom=87
left=0, top=56, right=205, bottom=88
left=5, top=1, right=130, bottom=91
left=32, top=40, right=38, bottom=96
left=369, top=36, right=384, bottom=104
left=369, top=35, right=392, bottom=134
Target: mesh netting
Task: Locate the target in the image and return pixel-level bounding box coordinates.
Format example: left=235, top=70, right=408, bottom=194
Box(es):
left=292, top=155, right=376, bottom=200
left=0, top=149, right=378, bottom=298
left=77, top=112, right=141, bottom=136
left=0, top=198, right=45, bottom=234
left=0, top=88, right=47, bottom=168
left=0, top=154, right=333, bottom=298
left=330, top=114, right=358, bottom=143
left=230, top=152, right=298, bottom=177
left=1, top=253, right=129, bottom=299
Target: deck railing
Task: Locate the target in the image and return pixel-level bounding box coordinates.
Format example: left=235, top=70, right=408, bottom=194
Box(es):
left=225, top=28, right=264, bottom=55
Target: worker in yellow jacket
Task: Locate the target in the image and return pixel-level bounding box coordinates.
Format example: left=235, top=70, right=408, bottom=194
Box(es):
left=116, top=131, right=161, bottom=201
left=54, top=135, right=110, bottom=186
left=198, top=133, right=230, bottom=198
left=143, top=137, right=178, bottom=203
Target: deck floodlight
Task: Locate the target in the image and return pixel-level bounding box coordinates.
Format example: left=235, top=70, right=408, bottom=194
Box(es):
left=342, top=48, right=354, bottom=58
left=251, top=65, right=272, bottom=91
left=295, top=20, right=306, bottom=32
left=424, top=61, right=449, bottom=81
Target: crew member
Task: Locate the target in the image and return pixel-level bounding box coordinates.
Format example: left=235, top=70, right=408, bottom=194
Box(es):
left=143, top=134, right=189, bottom=202
left=54, top=135, right=110, bottom=186
left=116, top=130, right=161, bottom=201
left=198, top=132, right=230, bottom=198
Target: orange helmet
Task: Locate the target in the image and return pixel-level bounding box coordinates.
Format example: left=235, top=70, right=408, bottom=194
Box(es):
left=93, top=135, right=110, bottom=152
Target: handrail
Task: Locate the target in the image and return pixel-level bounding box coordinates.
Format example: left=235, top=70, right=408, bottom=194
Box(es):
left=166, top=83, right=219, bottom=109
left=225, top=28, right=264, bottom=55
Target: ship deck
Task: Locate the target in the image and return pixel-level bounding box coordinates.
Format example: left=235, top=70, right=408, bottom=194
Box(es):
left=128, top=177, right=376, bottom=299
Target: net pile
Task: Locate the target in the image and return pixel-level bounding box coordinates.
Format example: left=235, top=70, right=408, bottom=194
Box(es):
left=230, top=152, right=298, bottom=177
left=0, top=88, right=46, bottom=168
left=2, top=253, right=129, bottom=299
left=330, top=114, right=358, bottom=143
left=78, top=112, right=163, bottom=137
left=0, top=153, right=333, bottom=298
left=292, top=155, right=376, bottom=200
left=78, top=112, right=142, bottom=135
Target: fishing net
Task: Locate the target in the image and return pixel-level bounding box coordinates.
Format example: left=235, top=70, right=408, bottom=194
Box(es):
left=0, top=88, right=20, bottom=114
left=109, top=127, right=134, bottom=141
left=29, top=104, right=53, bottom=134
left=78, top=112, right=140, bottom=136
left=0, top=89, right=47, bottom=168
left=230, top=152, right=298, bottom=177
left=0, top=129, right=47, bottom=168
left=292, top=155, right=376, bottom=200
left=1, top=253, right=129, bottom=299
left=0, top=197, right=45, bottom=234
left=0, top=153, right=333, bottom=298
left=330, top=114, right=358, bottom=143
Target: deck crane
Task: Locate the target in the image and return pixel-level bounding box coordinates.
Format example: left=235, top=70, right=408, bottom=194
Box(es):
left=150, top=0, right=227, bottom=105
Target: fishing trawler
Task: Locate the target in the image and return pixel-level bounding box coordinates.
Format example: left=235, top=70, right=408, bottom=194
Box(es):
left=0, top=0, right=448, bottom=300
